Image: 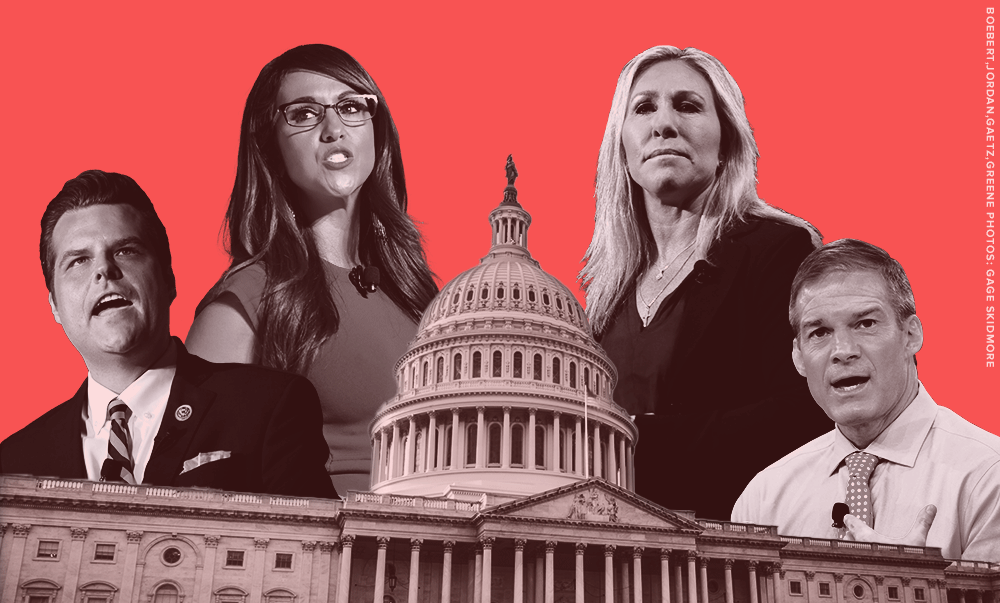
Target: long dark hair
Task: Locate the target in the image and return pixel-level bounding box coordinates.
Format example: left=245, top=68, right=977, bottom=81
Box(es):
left=223, top=44, right=437, bottom=374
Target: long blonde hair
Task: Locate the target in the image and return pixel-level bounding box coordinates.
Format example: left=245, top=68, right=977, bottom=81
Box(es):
left=581, top=45, right=820, bottom=335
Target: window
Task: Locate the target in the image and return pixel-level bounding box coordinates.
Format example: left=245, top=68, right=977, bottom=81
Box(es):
left=481, top=286, right=489, bottom=300
left=556, top=296, right=563, bottom=310
left=511, top=424, right=524, bottom=466
left=161, top=546, right=182, bottom=566
left=914, top=589, right=925, bottom=601
left=453, top=354, right=462, bottom=380
left=528, top=288, right=536, bottom=303
left=789, top=581, right=803, bottom=596
left=153, top=585, right=180, bottom=603
left=436, top=357, right=444, bottom=383
left=422, top=361, right=429, bottom=386
left=535, top=425, right=546, bottom=469
left=452, top=293, right=460, bottom=305
left=552, top=357, right=561, bottom=384
left=513, top=351, right=523, bottom=378
left=853, top=585, right=865, bottom=599
left=36, top=540, right=59, bottom=559
left=226, top=550, right=245, bottom=567
left=569, top=362, right=577, bottom=388
left=466, top=424, right=478, bottom=466
left=497, top=286, right=504, bottom=299
left=265, top=590, right=295, bottom=603
left=492, top=351, right=502, bottom=377
left=443, top=426, right=453, bottom=467
left=584, top=367, right=591, bottom=393
left=488, top=423, right=501, bottom=465
left=513, top=286, right=520, bottom=300
left=473, top=351, right=482, bottom=378
left=542, top=292, right=550, bottom=306
left=466, top=289, right=474, bottom=302
left=533, top=354, right=542, bottom=380
left=819, top=583, right=832, bottom=597
left=94, top=543, right=116, bottom=562
left=888, top=587, right=899, bottom=601
left=274, top=552, right=293, bottom=570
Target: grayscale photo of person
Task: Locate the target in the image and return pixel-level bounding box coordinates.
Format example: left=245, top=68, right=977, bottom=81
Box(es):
left=733, top=239, right=1000, bottom=561
left=0, top=170, right=336, bottom=499
left=186, top=45, right=438, bottom=494
left=581, top=45, right=831, bottom=519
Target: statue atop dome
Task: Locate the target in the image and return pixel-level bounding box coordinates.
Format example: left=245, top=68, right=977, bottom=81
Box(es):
left=503, top=154, right=520, bottom=206
left=505, top=154, right=518, bottom=186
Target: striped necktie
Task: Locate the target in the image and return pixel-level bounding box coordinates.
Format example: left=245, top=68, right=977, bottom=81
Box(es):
left=101, top=398, right=136, bottom=484
left=845, top=451, right=880, bottom=528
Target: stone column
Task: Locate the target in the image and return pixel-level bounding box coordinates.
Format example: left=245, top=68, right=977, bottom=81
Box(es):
left=58, top=527, right=88, bottom=603
left=482, top=537, right=495, bottom=603
left=404, top=416, right=416, bottom=476
left=833, top=574, right=844, bottom=603
left=634, top=547, right=646, bottom=603
left=575, top=416, right=584, bottom=476
left=552, top=412, right=562, bottom=472
left=118, top=530, right=142, bottom=603
left=673, top=556, right=684, bottom=603
left=770, top=563, right=782, bottom=603
left=317, top=541, right=336, bottom=603
left=699, top=557, right=710, bottom=603
left=622, top=556, right=632, bottom=603
left=660, top=549, right=671, bottom=603
left=514, top=539, right=527, bottom=603
left=575, top=543, right=587, bottom=603
left=687, top=552, right=698, bottom=603
left=545, top=541, right=557, bottom=603
left=201, top=535, right=220, bottom=603
left=378, top=429, right=389, bottom=482
left=748, top=562, right=759, bottom=603
left=901, top=577, right=911, bottom=603
left=627, top=440, right=635, bottom=490
left=724, top=560, right=735, bottom=603
left=337, top=535, right=356, bottom=603
left=451, top=409, right=461, bottom=470
left=876, top=576, right=886, bottom=603
left=390, top=421, right=401, bottom=479
left=804, top=572, right=815, bottom=603
left=374, top=536, right=389, bottom=603
left=408, top=539, right=422, bottom=603
left=605, top=545, right=616, bottom=603
left=535, top=549, right=545, bottom=603
left=477, top=406, right=487, bottom=468
left=593, top=423, right=603, bottom=479
left=618, top=437, right=627, bottom=489
left=474, top=544, right=484, bottom=603
left=959, top=591, right=967, bottom=603
left=528, top=409, right=537, bottom=470
left=427, top=411, right=438, bottom=471
left=609, top=430, right=619, bottom=485
left=503, top=406, right=512, bottom=468
left=938, top=580, right=949, bottom=603
left=441, top=541, right=455, bottom=603
left=251, top=537, right=269, bottom=603
left=299, top=541, right=316, bottom=602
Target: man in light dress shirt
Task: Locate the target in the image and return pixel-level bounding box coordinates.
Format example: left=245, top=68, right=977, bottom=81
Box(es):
left=0, top=170, right=335, bottom=499
left=732, top=239, right=1000, bottom=561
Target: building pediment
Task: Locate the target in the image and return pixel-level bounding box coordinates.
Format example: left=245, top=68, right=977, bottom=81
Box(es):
left=479, top=478, right=702, bottom=533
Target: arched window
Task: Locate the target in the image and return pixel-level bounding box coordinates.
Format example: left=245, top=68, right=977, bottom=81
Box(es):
left=542, top=292, right=551, bottom=306
left=559, top=429, right=567, bottom=472
left=528, top=288, right=536, bottom=303
left=535, top=425, right=546, bottom=469
left=411, top=366, right=417, bottom=390
left=588, top=434, right=595, bottom=477
left=414, top=431, right=424, bottom=473
left=453, top=354, right=462, bottom=380
left=153, top=585, right=180, bottom=603
left=533, top=354, right=542, bottom=380
left=569, top=362, right=577, bottom=388
left=556, top=296, right=563, bottom=310
left=497, top=286, right=505, bottom=299
left=513, top=351, right=523, bottom=378
left=452, top=292, right=460, bottom=305
left=492, top=351, right=503, bottom=377
left=436, top=357, right=444, bottom=383
left=473, top=351, right=482, bottom=378
left=488, top=423, right=502, bottom=466
left=552, top=357, right=561, bottom=384
left=443, top=425, right=453, bottom=468
left=511, top=424, right=524, bottom=467
left=584, top=367, right=591, bottom=394
left=481, top=286, right=490, bottom=300
left=264, top=589, right=296, bottom=603
left=595, top=372, right=600, bottom=396
left=422, top=361, right=429, bottom=386
left=466, top=423, right=478, bottom=466
left=513, top=286, right=521, bottom=300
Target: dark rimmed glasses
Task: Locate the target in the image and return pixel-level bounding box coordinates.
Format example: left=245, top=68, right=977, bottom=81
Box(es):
left=278, top=94, right=378, bottom=127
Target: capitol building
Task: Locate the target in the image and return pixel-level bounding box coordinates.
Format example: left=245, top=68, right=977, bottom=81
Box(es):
left=1, top=164, right=997, bottom=603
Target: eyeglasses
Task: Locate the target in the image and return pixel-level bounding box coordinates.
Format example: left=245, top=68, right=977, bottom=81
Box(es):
left=277, top=94, right=379, bottom=127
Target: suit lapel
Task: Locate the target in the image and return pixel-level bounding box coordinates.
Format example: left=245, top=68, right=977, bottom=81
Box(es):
left=44, top=381, right=90, bottom=478
left=143, top=342, right=217, bottom=485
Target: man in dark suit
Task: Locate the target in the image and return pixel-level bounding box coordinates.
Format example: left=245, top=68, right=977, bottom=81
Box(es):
left=0, top=170, right=336, bottom=499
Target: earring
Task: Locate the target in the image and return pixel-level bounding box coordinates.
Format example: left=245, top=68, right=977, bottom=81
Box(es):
left=373, top=214, right=387, bottom=241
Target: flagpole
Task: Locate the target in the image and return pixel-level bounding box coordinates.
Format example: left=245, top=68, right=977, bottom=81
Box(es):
left=583, top=386, right=589, bottom=479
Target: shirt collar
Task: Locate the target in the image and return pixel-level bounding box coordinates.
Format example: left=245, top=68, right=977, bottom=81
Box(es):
left=85, top=340, right=178, bottom=430
left=825, top=382, right=937, bottom=475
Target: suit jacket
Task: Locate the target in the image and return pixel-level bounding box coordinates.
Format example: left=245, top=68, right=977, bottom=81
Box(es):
left=600, top=218, right=832, bottom=520
left=0, top=339, right=337, bottom=499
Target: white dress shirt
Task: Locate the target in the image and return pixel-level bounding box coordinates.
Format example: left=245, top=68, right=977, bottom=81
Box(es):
left=732, top=384, right=1000, bottom=561
left=81, top=342, right=178, bottom=484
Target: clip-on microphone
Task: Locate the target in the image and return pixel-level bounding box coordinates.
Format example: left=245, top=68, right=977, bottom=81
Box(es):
left=832, top=502, right=850, bottom=539
left=349, top=265, right=380, bottom=298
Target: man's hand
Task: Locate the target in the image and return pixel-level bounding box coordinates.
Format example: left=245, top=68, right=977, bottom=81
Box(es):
left=844, top=505, right=937, bottom=546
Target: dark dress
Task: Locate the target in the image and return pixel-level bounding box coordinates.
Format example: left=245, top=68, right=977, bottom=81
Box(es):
left=598, top=218, right=832, bottom=520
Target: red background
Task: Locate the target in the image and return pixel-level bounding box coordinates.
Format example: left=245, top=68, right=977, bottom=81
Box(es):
left=1, top=1, right=995, bottom=439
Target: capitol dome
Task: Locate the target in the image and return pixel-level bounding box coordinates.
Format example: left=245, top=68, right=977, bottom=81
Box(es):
left=370, top=158, right=638, bottom=501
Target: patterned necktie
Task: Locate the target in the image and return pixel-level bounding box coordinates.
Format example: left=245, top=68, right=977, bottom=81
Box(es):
left=845, top=451, right=880, bottom=527
left=102, top=398, right=136, bottom=484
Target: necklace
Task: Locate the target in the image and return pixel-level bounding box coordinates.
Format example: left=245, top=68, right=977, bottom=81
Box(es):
left=653, top=240, right=696, bottom=280
left=637, top=245, right=697, bottom=326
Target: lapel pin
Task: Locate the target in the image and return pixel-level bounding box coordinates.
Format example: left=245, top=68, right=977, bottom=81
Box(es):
left=175, top=405, right=193, bottom=421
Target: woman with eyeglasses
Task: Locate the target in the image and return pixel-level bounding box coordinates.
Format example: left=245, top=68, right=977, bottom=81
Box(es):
left=187, top=44, right=437, bottom=494
left=581, top=46, right=830, bottom=519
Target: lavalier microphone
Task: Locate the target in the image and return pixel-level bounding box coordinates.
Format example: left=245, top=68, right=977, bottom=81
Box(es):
left=349, top=265, right=380, bottom=297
